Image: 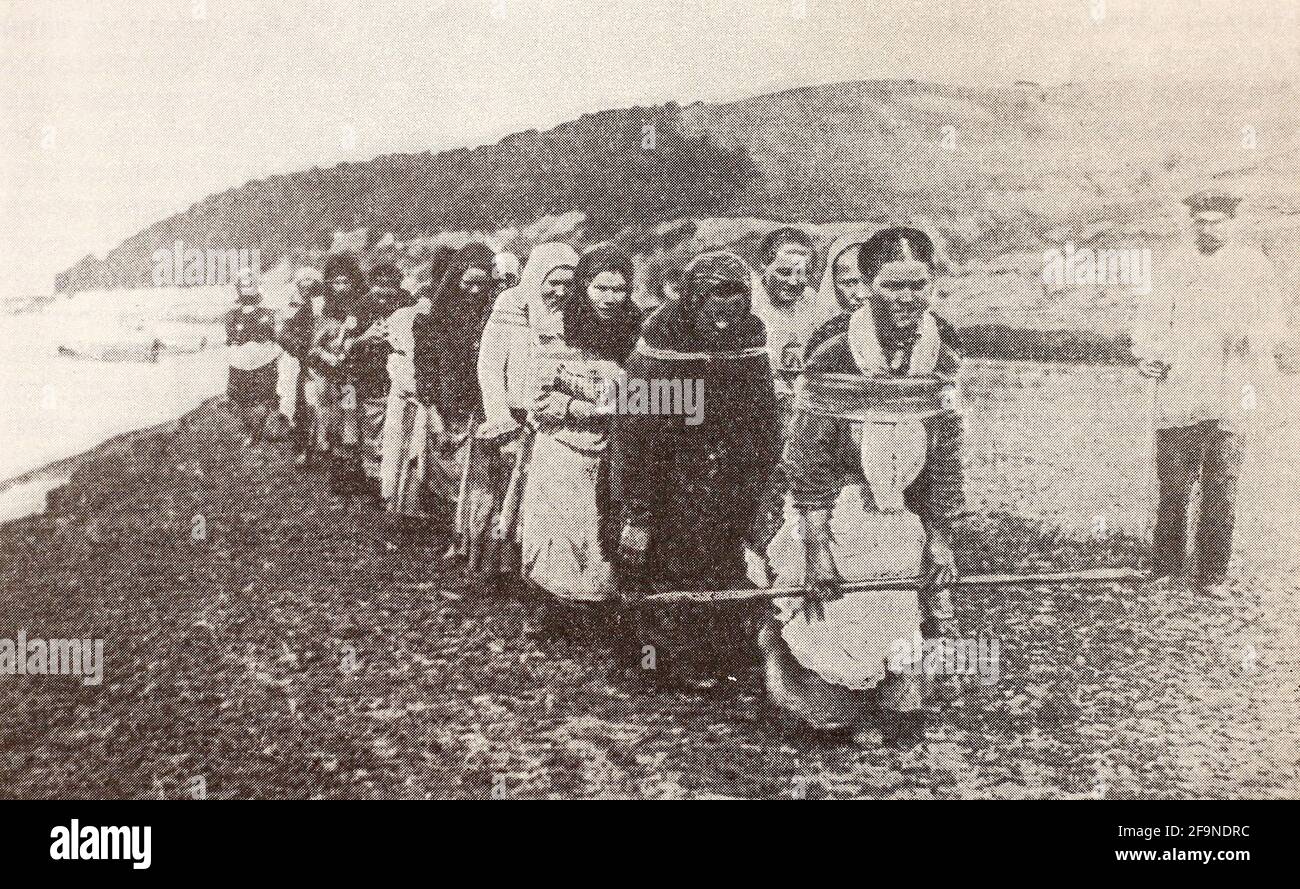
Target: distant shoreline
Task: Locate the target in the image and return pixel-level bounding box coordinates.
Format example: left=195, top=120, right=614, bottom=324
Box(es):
left=0, top=410, right=198, bottom=525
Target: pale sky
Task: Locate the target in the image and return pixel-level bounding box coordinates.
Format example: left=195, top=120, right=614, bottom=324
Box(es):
left=2, top=0, right=1297, bottom=295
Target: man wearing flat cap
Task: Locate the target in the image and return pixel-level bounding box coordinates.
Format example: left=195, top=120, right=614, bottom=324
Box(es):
left=1131, top=187, right=1290, bottom=591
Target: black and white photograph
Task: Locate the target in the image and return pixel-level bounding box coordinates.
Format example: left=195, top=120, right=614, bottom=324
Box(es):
left=0, top=0, right=1297, bottom=842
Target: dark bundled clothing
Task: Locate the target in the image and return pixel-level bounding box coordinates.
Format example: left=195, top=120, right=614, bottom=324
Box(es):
left=225, top=306, right=279, bottom=407
left=226, top=305, right=277, bottom=347
left=278, top=302, right=316, bottom=360
left=227, top=364, right=278, bottom=407
left=343, top=286, right=405, bottom=402
left=413, top=243, right=497, bottom=428
left=609, top=268, right=781, bottom=591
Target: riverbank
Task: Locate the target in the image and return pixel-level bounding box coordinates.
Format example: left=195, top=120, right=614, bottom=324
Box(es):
left=0, top=389, right=1295, bottom=798
left=0, top=415, right=193, bottom=524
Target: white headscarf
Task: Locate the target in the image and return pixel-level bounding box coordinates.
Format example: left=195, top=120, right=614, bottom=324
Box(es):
left=493, top=251, right=522, bottom=285
left=494, top=242, right=580, bottom=342
left=479, top=242, right=581, bottom=424
left=812, top=233, right=874, bottom=328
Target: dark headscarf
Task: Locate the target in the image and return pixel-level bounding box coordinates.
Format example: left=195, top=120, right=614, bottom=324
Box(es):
left=322, top=252, right=366, bottom=321
left=425, top=246, right=456, bottom=297
left=562, top=243, right=642, bottom=364
left=412, top=242, right=497, bottom=425
left=431, top=243, right=496, bottom=316
left=681, top=251, right=753, bottom=312
left=641, top=250, right=766, bottom=354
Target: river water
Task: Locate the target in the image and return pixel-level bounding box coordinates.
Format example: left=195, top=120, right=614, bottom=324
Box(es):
left=0, top=284, right=295, bottom=521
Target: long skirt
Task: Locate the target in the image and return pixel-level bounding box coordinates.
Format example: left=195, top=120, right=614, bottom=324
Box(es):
left=277, top=354, right=301, bottom=423
left=382, top=392, right=443, bottom=519
left=329, top=384, right=386, bottom=492
left=340, top=391, right=386, bottom=484
left=421, top=417, right=472, bottom=528
left=227, top=362, right=279, bottom=436
left=228, top=361, right=278, bottom=407
left=279, top=355, right=319, bottom=457
left=310, top=371, right=343, bottom=456
left=520, top=433, right=615, bottom=602
left=461, top=425, right=529, bottom=577
left=760, top=485, right=926, bottom=728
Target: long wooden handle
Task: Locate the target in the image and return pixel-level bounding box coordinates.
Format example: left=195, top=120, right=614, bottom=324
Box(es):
left=495, top=426, right=535, bottom=540
left=640, top=567, right=1148, bottom=605
left=1142, top=374, right=1160, bottom=545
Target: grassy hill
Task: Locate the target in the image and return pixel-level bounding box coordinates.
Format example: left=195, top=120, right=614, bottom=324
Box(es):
left=55, top=78, right=1300, bottom=354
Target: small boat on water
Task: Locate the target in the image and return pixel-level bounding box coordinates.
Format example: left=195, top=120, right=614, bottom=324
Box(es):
left=58, top=340, right=164, bottom=363
left=56, top=335, right=210, bottom=363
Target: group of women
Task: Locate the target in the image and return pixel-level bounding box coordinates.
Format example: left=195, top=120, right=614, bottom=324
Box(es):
left=232, top=225, right=966, bottom=750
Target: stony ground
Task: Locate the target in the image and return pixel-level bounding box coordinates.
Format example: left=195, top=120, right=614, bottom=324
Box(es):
left=0, top=370, right=1296, bottom=798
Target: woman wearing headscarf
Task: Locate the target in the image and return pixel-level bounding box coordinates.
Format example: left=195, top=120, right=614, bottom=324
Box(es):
left=382, top=246, right=455, bottom=520
left=472, top=242, right=580, bottom=579
left=413, top=242, right=498, bottom=535
left=609, top=251, right=781, bottom=687
left=754, top=233, right=875, bottom=559
left=279, top=267, right=322, bottom=467
left=759, top=226, right=965, bottom=749
left=338, top=261, right=407, bottom=500
left=813, top=233, right=872, bottom=326
left=225, top=269, right=282, bottom=441
left=520, top=244, right=642, bottom=605
left=492, top=251, right=522, bottom=295
left=311, top=252, right=367, bottom=493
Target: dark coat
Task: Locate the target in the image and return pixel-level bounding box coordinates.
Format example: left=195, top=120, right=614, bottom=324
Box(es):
left=609, top=302, right=781, bottom=590
left=342, top=288, right=403, bottom=402
left=278, top=303, right=316, bottom=360
left=225, top=306, right=276, bottom=347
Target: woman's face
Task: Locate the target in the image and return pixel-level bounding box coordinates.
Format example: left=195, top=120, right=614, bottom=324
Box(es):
left=869, top=259, right=933, bottom=332
left=763, top=246, right=810, bottom=306
left=329, top=276, right=352, bottom=297
left=586, top=270, right=628, bottom=320
left=459, top=267, right=491, bottom=299
left=833, top=247, right=864, bottom=310
left=540, top=267, right=574, bottom=307
left=695, top=283, right=750, bottom=335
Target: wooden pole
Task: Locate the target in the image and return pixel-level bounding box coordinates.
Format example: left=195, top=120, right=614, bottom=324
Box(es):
left=640, top=566, right=1148, bottom=605
left=1142, top=374, right=1160, bottom=546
